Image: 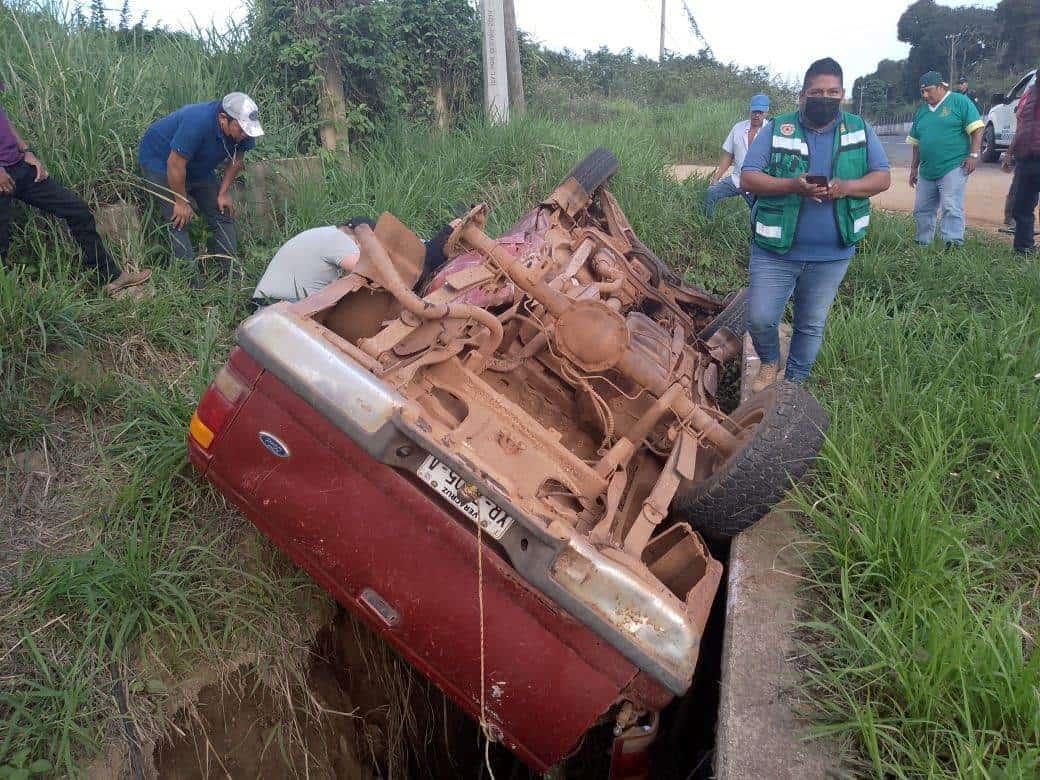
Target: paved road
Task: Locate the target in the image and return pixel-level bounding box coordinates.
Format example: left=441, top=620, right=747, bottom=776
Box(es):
left=879, top=135, right=1004, bottom=170
left=880, top=136, right=913, bottom=167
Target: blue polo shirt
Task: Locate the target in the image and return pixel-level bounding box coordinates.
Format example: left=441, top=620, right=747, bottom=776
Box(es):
left=741, top=117, right=889, bottom=262
left=138, top=101, right=256, bottom=182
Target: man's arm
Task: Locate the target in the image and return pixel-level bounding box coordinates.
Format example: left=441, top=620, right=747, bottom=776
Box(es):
left=710, top=152, right=734, bottom=185
left=1005, top=130, right=1018, bottom=171
left=962, top=98, right=985, bottom=173
left=336, top=251, right=361, bottom=273
left=827, top=171, right=891, bottom=199
left=827, top=124, right=892, bottom=199
left=1006, top=87, right=1030, bottom=161
left=217, top=154, right=245, bottom=216
left=165, top=150, right=195, bottom=230
left=963, top=127, right=983, bottom=173
left=8, top=121, right=48, bottom=183
left=740, top=170, right=825, bottom=197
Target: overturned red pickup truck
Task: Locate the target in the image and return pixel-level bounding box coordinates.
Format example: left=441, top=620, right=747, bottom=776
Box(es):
left=188, top=150, right=827, bottom=772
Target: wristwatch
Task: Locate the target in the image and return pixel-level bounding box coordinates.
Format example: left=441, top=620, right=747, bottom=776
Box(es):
left=969, top=153, right=979, bottom=158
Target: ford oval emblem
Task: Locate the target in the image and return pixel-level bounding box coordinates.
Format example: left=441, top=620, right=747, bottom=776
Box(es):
left=258, top=431, right=289, bottom=458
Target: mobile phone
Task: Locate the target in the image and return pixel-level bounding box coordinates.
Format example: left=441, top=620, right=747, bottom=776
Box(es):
left=805, top=175, right=828, bottom=186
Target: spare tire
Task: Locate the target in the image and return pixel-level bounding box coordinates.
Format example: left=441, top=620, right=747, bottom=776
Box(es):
left=698, top=287, right=748, bottom=341
left=672, top=381, right=828, bottom=539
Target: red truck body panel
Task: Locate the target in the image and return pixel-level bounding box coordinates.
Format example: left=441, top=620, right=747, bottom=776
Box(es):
left=190, top=348, right=672, bottom=771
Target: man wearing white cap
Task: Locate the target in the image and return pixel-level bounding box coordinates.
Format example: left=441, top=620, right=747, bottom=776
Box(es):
left=703, top=93, right=770, bottom=218
left=139, top=92, right=263, bottom=280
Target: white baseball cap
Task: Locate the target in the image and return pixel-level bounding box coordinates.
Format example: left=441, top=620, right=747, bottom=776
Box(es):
left=221, top=92, right=264, bottom=138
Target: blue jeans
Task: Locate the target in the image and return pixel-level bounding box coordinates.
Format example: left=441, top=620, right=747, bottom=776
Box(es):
left=913, top=166, right=968, bottom=245
left=748, top=254, right=852, bottom=382
left=703, top=178, right=754, bottom=218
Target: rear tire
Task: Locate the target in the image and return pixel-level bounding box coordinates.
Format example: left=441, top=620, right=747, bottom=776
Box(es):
left=698, top=287, right=748, bottom=341
left=672, top=381, right=828, bottom=539
left=981, top=125, right=998, bottom=163
left=565, top=148, right=620, bottom=194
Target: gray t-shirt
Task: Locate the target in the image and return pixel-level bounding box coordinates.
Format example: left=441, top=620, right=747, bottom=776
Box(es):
left=252, top=226, right=359, bottom=302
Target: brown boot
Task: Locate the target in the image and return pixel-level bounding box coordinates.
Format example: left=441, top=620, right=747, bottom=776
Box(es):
left=750, top=362, right=780, bottom=394
left=104, top=268, right=152, bottom=296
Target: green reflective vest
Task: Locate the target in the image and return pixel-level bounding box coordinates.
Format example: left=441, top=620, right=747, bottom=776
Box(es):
left=752, top=111, right=872, bottom=254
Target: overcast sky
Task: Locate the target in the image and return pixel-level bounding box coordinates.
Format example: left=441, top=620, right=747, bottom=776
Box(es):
left=118, top=0, right=1000, bottom=85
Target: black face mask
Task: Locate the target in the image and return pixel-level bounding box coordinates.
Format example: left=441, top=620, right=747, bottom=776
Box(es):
left=803, top=96, right=841, bottom=127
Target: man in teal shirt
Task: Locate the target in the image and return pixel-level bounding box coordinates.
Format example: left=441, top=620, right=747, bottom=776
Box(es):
left=907, top=71, right=984, bottom=247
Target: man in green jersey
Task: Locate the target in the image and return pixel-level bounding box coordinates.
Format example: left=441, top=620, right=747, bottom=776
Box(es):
left=907, top=71, right=984, bottom=247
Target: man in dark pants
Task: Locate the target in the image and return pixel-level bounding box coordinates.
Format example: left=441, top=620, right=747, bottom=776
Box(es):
left=138, top=93, right=262, bottom=283
left=0, top=83, right=150, bottom=294
left=1003, top=74, right=1040, bottom=255
left=1002, top=157, right=1019, bottom=230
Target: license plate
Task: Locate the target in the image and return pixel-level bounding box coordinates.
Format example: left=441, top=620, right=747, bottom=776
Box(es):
left=416, top=455, right=515, bottom=540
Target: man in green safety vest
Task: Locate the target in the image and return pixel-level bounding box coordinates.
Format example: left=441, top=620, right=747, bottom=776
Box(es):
left=740, top=58, right=891, bottom=391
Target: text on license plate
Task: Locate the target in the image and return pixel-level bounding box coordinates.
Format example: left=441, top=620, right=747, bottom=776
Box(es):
left=416, top=455, right=515, bottom=540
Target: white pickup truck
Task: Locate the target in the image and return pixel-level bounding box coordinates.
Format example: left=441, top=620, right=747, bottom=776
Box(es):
left=982, top=69, right=1037, bottom=162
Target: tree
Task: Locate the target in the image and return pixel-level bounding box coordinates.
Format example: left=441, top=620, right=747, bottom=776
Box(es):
left=853, top=77, right=890, bottom=116
left=896, top=0, right=998, bottom=101
left=247, top=0, right=481, bottom=153
left=995, top=0, right=1040, bottom=72
left=88, top=0, right=106, bottom=30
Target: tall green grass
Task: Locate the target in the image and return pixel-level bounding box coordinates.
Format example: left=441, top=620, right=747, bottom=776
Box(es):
left=797, top=238, right=1040, bottom=777
left=0, top=1, right=305, bottom=202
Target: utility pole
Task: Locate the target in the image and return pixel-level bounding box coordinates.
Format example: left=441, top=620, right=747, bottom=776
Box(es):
left=503, top=0, right=525, bottom=115
left=659, top=0, right=666, bottom=62
left=482, top=0, right=509, bottom=123
left=945, top=29, right=971, bottom=84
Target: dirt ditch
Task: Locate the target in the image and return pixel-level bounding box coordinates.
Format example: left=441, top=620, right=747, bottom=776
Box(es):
left=141, top=560, right=730, bottom=780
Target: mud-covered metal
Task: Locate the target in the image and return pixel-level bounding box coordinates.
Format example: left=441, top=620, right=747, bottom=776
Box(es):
left=214, top=150, right=761, bottom=768
left=267, top=156, right=750, bottom=692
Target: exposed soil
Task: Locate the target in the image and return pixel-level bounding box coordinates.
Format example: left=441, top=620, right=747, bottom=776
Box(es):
left=153, top=658, right=368, bottom=779
left=149, top=574, right=731, bottom=780
left=152, top=609, right=485, bottom=779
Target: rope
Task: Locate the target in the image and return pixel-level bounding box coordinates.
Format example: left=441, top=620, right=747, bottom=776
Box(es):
left=476, top=516, right=496, bottom=780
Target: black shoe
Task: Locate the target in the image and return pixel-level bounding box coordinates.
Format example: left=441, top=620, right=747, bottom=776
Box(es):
left=944, top=242, right=962, bottom=252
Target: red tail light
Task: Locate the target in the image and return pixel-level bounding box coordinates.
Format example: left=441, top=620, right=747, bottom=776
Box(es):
left=190, top=365, right=248, bottom=450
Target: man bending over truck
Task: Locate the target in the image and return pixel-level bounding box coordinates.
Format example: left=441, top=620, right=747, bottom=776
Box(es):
left=251, top=217, right=457, bottom=307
